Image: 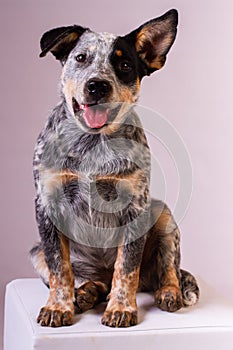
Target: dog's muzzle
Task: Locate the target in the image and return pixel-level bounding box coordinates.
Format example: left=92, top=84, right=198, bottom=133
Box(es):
left=72, top=79, right=120, bottom=130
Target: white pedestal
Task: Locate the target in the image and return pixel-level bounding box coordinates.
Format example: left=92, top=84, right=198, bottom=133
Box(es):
left=4, top=278, right=233, bottom=350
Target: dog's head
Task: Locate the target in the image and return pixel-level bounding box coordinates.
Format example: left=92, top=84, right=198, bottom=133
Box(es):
left=40, top=9, right=178, bottom=132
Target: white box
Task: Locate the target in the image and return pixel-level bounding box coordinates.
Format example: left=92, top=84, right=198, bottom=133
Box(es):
left=4, top=278, right=233, bottom=350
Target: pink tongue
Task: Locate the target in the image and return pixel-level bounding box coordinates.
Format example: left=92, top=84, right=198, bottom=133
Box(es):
left=82, top=105, right=107, bottom=128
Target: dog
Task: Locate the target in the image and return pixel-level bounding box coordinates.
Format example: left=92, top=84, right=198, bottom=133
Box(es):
left=30, top=9, right=199, bottom=328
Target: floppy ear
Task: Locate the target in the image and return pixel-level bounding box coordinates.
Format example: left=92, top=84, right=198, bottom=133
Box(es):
left=125, top=9, right=178, bottom=75
left=39, top=25, right=88, bottom=63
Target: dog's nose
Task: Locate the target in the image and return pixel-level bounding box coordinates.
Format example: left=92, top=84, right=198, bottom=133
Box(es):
left=86, top=80, right=112, bottom=101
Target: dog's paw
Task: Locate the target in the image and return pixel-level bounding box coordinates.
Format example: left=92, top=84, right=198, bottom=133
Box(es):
left=75, top=281, right=99, bottom=313
left=101, top=309, right=138, bottom=327
left=154, top=285, right=183, bottom=312
left=37, top=306, right=74, bottom=327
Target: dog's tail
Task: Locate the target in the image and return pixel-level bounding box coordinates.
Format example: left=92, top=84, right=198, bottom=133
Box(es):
left=180, top=269, right=200, bottom=306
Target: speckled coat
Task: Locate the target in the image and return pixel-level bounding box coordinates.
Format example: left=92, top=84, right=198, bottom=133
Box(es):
left=30, top=9, right=199, bottom=328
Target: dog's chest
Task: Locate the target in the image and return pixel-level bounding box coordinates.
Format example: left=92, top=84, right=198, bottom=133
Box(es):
left=35, top=112, right=151, bottom=246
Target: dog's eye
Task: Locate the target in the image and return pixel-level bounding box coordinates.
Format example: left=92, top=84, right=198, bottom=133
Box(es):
left=119, top=61, right=132, bottom=72
left=76, top=54, right=87, bottom=63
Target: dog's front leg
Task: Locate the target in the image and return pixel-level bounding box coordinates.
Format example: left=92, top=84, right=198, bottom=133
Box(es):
left=37, top=224, right=74, bottom=327
left=102, top=236, right=145, bottom=327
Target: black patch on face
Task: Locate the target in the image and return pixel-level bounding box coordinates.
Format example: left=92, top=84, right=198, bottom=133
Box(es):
left=110, top=37, right=148, bottom=86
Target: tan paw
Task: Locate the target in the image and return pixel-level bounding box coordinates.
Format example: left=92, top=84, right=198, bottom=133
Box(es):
left=154, top=285, right=183, bottom=312
left=101, top=309, right=137, bottom=327
left=75, top=281, right=99, bottom=313
left=37, top=306, right=74, bottom=327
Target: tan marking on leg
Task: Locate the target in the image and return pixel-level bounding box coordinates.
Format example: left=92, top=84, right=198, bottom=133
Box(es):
left=141, top=200, right=183, bottom=312
left=163, top=266, right=180, bottom=287
left=37, top=234, right=75, bottom=327
left=154, top=263, right=183, bottom=312
left=101, top=245, right=140, bottom=327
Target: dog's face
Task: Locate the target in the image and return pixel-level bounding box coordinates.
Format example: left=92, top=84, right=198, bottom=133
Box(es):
left=40, top=9, right=178, bottom=132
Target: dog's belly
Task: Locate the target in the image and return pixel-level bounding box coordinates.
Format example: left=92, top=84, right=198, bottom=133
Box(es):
left=70, top=241, right=117, bottom=287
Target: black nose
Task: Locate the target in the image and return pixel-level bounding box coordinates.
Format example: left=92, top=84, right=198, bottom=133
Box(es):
left=86, top=79, right=112, bottom=101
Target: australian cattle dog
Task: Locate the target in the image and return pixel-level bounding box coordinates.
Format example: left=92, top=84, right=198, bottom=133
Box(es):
left=30, top=9, right=199, bottom=328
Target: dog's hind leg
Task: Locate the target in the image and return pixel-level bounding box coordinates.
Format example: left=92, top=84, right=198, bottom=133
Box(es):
left=74, top=281, right=109, bottom=313
left=30, top=242, right=49, bottom=286
left=140, top=199, right=192, bottom=312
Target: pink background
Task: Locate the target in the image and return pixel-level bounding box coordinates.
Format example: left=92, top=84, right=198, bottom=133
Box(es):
left=1, top=0, right=233, bottom=347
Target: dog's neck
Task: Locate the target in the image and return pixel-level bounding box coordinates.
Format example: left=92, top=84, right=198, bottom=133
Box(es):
left=40, top=99, right=150, bottom=179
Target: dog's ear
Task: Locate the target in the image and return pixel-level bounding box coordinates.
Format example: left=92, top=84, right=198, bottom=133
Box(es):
left=39, top=25, right=88, bottom=63
left=125, top=9, right=178, bottom=75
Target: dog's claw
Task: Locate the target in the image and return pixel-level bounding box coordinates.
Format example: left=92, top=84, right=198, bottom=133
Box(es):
left=101, top=310, right=137, bottom=327
left=37, top=306, right=74, bottom=327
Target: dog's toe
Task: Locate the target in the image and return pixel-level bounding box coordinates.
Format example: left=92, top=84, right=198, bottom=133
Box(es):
left=101, top=310, right=137, bottom=327
left=37, top=306, right=73, bottom=327
left=37, top=307, right=51, bottom=326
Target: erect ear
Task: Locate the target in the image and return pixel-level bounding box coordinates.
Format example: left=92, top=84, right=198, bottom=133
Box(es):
left=124, top=9, right=178, bottom=75
left=39, top=25, right=88, bottom=63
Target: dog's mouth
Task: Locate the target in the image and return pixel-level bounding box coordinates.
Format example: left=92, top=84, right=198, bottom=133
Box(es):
left=72, top=98, right=111, bottom=130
